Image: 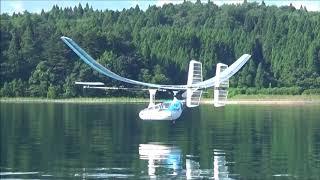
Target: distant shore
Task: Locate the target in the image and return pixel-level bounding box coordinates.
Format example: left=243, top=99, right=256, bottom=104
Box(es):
left=1, top=95, right=320, bottom=105
left=0, top=97, right=149, bottom=104
left=225, top=95, right=320, bottom=105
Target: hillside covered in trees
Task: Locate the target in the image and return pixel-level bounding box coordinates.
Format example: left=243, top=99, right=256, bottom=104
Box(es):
left=1, top=1, right=320, bottom=98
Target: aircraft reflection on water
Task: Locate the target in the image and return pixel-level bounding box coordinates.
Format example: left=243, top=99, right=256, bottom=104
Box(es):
left=138, top=143, right=233, bottom=179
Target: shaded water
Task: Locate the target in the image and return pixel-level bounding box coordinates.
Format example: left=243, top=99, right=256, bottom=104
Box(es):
left=1, top=102, right=320, bottom=179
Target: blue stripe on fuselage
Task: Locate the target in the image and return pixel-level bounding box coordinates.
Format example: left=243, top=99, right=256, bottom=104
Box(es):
left=168, top=101, right=182, bottom=111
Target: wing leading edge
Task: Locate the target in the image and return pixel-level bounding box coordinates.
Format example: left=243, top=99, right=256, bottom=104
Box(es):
left=61, top=36, right=250, bottom=90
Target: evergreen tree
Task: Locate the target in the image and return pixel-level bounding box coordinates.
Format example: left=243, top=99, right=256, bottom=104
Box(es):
left=0, top=2, right=319, bottom=97
left=255, top=63, right=265, bottom=88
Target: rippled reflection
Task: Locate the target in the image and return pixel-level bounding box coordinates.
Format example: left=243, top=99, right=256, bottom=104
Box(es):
left=1, top=103, right=320, bottom=179
left=139, top=143, right=234, bottom=179
left=185, top=155, right=200, bottom=179
left=139, top=143, right=182, bottom=178
left=213, top=149, right=233, bottom=180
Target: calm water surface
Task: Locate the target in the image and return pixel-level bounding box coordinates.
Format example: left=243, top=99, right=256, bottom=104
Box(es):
left=1, top=102, right=320, bottom=179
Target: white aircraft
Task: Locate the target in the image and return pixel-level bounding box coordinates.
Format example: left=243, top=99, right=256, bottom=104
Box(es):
left=61, top=36, right=251, bottom=120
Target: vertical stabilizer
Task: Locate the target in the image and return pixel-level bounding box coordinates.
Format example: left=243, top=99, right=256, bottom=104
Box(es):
left=214, top=63, right=229, bottom=107
left=186, top=60, right=203, bottom=107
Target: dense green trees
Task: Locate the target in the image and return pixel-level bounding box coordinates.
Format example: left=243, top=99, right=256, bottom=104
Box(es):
left=0, top=2, right=319, bottom=98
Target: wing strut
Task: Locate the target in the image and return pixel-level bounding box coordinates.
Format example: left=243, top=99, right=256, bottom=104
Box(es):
left=148, top=89, right=157, bottom=108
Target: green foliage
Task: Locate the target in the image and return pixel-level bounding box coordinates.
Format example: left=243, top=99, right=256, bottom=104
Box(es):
left=0, top=82, right=13, bottom=97
left=0, top=79, right=25, bottom=97
left=229, top=87, right=308, bottom=96
left=302, top=89, right=320, bottom=95
left=151, top=65, right=170, bottom=84
left=47, top=84, right=58, bottom=99
left=1, top=2, right=320, bottom=97
left=63, top=74, right=78, bottom=97
left=28, top=61, right=51, bottom=97
left=255, top=63, right=265, bottom=88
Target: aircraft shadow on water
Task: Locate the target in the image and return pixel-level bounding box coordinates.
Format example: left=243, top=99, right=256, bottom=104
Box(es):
left=61, top=36, right=251, bottom=120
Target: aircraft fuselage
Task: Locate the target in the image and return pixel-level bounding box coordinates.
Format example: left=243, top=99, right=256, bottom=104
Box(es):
left=139, top=99, right=183, bottom=120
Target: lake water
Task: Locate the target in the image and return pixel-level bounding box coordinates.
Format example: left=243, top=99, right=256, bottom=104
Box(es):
left=1, top=102, right=320, bottom=179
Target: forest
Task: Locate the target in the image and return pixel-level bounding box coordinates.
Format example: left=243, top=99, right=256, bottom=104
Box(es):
left=1, top=1, right=320, bottom=98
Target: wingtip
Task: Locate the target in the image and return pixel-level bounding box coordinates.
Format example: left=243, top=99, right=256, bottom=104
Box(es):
left=243, top=54, right=251, bottom=59
left=61, top=36, right=71, bottom=40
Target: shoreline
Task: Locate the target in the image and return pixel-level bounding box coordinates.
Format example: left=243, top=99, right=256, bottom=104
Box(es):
left=0, top=97, right=149, bottom=104
left=1, top=96, right=320, bottom=105
left=203, top=100, right=320, bottom=105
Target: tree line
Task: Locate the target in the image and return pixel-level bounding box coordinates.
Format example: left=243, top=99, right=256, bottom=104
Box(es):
left=1, top=1, right=320, bottom=98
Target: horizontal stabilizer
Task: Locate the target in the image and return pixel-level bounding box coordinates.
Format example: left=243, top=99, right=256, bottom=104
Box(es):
left=75, top=82, right=105, bottom=86
left=78, top=86, right=152, bottom=91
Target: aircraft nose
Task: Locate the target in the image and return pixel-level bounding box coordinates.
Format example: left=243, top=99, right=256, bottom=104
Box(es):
left=139, top=111, right=144, bottom=118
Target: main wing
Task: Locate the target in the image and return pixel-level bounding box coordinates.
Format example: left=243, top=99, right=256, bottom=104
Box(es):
left=195, top=54, right=251, bottom=89
left=61, top=36, right=186, bottom=90
left=61, top=36, right=250, bottom=90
